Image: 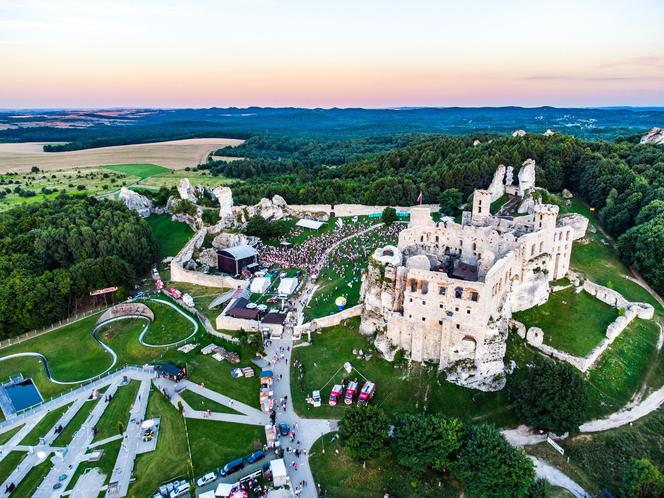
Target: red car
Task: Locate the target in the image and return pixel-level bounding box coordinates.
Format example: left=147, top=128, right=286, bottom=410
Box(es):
left=344, top=381, right=358, bottom=405
left=166, top=288, right=182, bottom=299
left=358, top=381, right=376, bottom=405
left=328, top=384, right=344, bottom=406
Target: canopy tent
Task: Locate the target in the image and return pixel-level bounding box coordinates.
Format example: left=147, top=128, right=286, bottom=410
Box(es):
left=295, top=218, right=324, bottom=230
left=270, top=458, right=289, bottom=487
left=250, top=277, right=271, bottom=294
left=215, top=482, right=234, bottom=497
left=278, top=277, right=298, bottom=295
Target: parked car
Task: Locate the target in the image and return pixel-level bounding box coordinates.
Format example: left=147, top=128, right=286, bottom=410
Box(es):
left=344, top=381, right=358, bottom=405
left=358, top=381, right=376, bottom=405
left=219, top=458, right=245, bottom=477
left=329, top=384, right=344, bottom=406
left=278, top=423, right=289, bottom=436
left=169, top=481, right=190, bottom=498
left=246, top=450, right=266, bottom=464
left=196, top=472, right=216, bottom=487
left=311, top=390, right=321, bottom=407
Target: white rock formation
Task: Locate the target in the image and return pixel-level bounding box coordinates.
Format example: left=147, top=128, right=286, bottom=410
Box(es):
left=543, top=129, right=555, bottom=137
left=562, top=189, right=573, bottom=199
left=177, top=178, right=198, bottom=202
left=211, top=232, right=259, bottom=250
left=505, top=166, right=514, bottom=187
left=512, top=129, right=527, bottom=137
left=196, top=247, right=218, bottom=268
left=473, top=139, right=481, bottom=146
left=558, top=214, right=589, bottom=240
left=640, top=127, right=664, bottom=145
left=518, top=158, right=536, bottom=197
left=487, top=164, right=507, bottom=202
left=118, top=187, right=153, bottom=217
left=213, top=186, right=234, bottom=221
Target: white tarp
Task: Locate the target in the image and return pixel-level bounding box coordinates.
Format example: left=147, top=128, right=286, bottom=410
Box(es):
left=250, top=277, right=271, bottom=294
left=270, top=458, right=288, bottom=487
left=278, top=277, right=298, bottom=295
left=295, top=218, right=324, bottom=230
left=215, top=482, right=234, bottom=497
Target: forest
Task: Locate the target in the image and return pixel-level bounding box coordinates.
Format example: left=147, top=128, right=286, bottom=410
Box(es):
left=0, top=196, right=156, bottom=337
left=211, top=134, right=664, bottom=295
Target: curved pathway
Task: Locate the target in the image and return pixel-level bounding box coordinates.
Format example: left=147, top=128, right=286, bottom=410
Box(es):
left=0, top=298, right=198, bottom=386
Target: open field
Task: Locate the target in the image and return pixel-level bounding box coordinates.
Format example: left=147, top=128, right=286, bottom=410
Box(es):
left=146, top=214, right=193, bottom=260
left=513, top=287, right=618, bottom=357
left=179, top=389, right=241, bottom=415
left=103, top=163, right=171, bottom=179
left=186, top=419, right=264, bottom=474
left=0, top=138, right=244, bottom=172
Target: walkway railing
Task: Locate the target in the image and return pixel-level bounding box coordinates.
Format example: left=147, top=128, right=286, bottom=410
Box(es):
left=0, top=365, right=154, bottom=432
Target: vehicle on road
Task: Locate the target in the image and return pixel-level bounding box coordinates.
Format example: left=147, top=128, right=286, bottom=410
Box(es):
left=312, top=390, right=321, bottom=407
left=247, top=450, right=266, bottom=464
left=329, top=384, right=344, bottom=406
left=169, top=481, right=190, bottom=498
left=196, top=472, right=216, bottom=487
left=220, top=457, right=245, bottom=477
left=174, top=384, right=185, bottom=394
left=358, top=381, right=376, bottom=405
left=344, top=381, right=358, bottom=405
left=278, top=423, right=289, bottom=436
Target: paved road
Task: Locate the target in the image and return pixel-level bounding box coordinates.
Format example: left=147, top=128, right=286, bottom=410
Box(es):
left=531, top=457, right=589, bottom=497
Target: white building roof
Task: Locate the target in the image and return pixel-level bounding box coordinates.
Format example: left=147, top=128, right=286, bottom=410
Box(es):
left=250, top=277, right=271, bottom=293
left=296, top=218, right=324, bottom=230
left=215, top=482, right=234, bottom=496
left=219, top=245, right=258, bottom=260
left=278, top=277, right=298, bottom=295
left=270, top=458, right=287, bottom=477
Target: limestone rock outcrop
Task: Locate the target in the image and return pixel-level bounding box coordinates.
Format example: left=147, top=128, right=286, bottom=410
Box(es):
left=177, top=178, right=198, bottom=202
left=558, top=214, right=589, bottom=240
left=119, top=187, right=153, bottom=217
left=543, top=129, right=555, bottom=137
left=640, top=127, right=664, bottom=145
left=211, top=232, right=259, bottom=250
left=487, top=164, right=507, bottom=202
left=213, top=186, right=234, bottom=221
left=196, top=247, right=218, bottom=268
left=518, top=159, right=536, bottom=197
left=512, top=129, right=527, bottom=137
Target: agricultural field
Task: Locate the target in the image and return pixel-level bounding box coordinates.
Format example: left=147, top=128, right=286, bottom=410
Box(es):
left=0, top=138, right=244, bottom=172
left=133, top=167, right=236, bottom=190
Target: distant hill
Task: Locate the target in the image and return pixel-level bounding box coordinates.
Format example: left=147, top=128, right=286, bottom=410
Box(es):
left=0, top=106, right=662, bottom=150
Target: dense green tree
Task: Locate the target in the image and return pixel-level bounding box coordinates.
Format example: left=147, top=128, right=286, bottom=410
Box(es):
left=438, top=188, right=462, bottom=215
left=621, top=459, right=664, bottom=498
left=525, top=479, right=550, bottom=498
left=511, top=362, right=588, bottom=434
left=338, top=405, right=389, bottom=462
left=454, top=424, right=535, bottom=498
left=243, top=215, right=288, bottom=240
left=393, top=413, right=463, bottom=473
left=381, top=207, right=398, bottom=225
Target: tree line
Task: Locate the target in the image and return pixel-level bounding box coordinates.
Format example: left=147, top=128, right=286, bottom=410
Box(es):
left=207, top=134, right=664, bottom=295
left=0, top=195, right=156, bottom=337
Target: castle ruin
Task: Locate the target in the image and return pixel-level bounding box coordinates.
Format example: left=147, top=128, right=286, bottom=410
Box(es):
left=360, top=159, right=588, bottom=391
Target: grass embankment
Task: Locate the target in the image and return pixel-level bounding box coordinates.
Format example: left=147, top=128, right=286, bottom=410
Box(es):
left=10, top=457, right=52, bottom=498
left=93, top=380, right=140, bottom=442
left=128, top=388, right=189, bottom=497
left=103, top=163, right=171, bottom=179
left=0, top=424, right=23, bottom=445
left=0, top=451, right=27, bottom=484
left=514, top=287, right=618, bottom=357
left=52, top=397, right=100, bottom=446
left=167, top=282, right=229, bottom=325
left=186, top=419, right=264, bottom=474
left=291, top=317, right=518, bottom=426
left=146, top=214, right=193, bottom=260
left=19, top=403, right=72, bottom=445
left=141, top=301, right=196, bottom=345
left=65, top=439, right=122, bottom=491
left=179, top=390, right=241, bottom=415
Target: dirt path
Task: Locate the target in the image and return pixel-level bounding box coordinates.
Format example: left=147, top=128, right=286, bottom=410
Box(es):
left=531, top=457, right=589, bottom=497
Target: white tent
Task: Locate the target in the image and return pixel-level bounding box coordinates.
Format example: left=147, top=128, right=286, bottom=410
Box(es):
left=270, top=458, right=289, bottom=487
left=295, top=218, right=324, bottom=230
left=277, top=277, right=298, bottom=296
left=215, top=482, right=234, bottom=497
left=250, top=277, right=271, bottom=294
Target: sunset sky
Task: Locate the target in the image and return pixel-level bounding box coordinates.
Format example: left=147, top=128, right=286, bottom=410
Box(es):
left=1, top=0, right=663, bottom=108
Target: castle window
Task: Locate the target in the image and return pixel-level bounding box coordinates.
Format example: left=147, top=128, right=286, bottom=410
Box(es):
left=466, top=309, right=471, bottom=314
left=439, top=320, right=443, bottom=325
left=455, top=307, right=459, bottom=312
left=421, top=282, right=428, bottom=294
left=472, top=242, right=477, bottom=251
left=422, top=301, right=426, bottom=306
left=439, top=286, right=446, bottom=296
left=455, top=287, right=463, bottom=299
left=531, top=244, right=536, bottom=256
left=459, top=240, right=463, bottom=246
left=539, top=241, right=544, bottom=252
left=435, top=235, right=439, bottom=243
left=410, top=281, right=417, bottom=292
left=420, top=235, right=424, bottom=242
left=471, top=292, right=479, bottom=302
left=456, top=324, right=460, bottom=329
left=409, top=298, right=412, bottom=303
left=478, top=206, right=482, bottom=214
left=566, top=231, right=570, bottom=241
left=408, top=314, right=412, bottom=319
left=439, top=304, right=444, bottom=309
left=422, top=317, right=426, bottom=321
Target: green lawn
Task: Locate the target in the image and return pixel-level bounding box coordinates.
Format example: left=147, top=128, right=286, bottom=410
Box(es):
left=164, top=282, right=229, bottom=325
left=179, top=389, right=241, bottom=415
left=141, top=301, right=196, bottom=345
left=53, top=398, right=99, bottom=446
left=136, top=169, right=235, bottom=190
left=146, top=214, right=193, bottom=260
left=292, top=318, right=517, bottom=426
left=10, top=456, right=52, bottom=498
left=19, top=402, right=72, bottom=446
left=0, top=451, right=26, bottom=485
left=490, top=193, right=509, bottom=214
left=0, top=424, right=23, bottom=445
left=66, top=440, right=121, bottom=491
left=103, top=163, right=171, bottom=180
left=93, top=380, right=140, bottom=442
left=513, top=287, right=618, bottom=356
left=309, top=435, right=461, bottom=498
left=128, top=388, right=189, bottom=498
left=186, top=419, right=264, bottom=474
